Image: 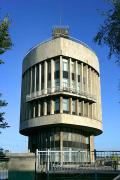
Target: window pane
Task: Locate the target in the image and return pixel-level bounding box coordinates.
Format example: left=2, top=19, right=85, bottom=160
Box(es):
left=79, top=101, right=82, bottom=115
left=47, top=100, right=51, bottom=115
left=55, top=79, right=60, bottom=87
left=63, top=98, right=69, bottom=112
left=63, top=79, right=68, bottom=87
left=36, top=65, right=39, bottom=91
left=72, top=100, right=76, bottom=113
left=55, top=98, right=60, bottom=113
left=32, top=66, right=35, bottom=92
left=71, top=61, right=75, bottom=73
left=41, top=63, right=44, bottom=90
left=63, top=59, right=68, bottom=71
left=55, top=60, right=60, bottom=71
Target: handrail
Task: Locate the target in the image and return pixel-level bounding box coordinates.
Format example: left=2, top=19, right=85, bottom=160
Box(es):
left=26, top=86, right=96, bottom=102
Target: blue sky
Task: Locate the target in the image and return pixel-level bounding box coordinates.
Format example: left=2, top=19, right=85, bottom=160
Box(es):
left=0, top=0, right=120, bottom=152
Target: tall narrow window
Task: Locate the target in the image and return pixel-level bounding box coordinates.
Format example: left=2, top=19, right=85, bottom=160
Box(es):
left=83, top=65, right=86, bottom=92
left=54, top=98, right=60, bottom=113
left=32, top=66, right=35, bottom=92
left=47, top=61, right=51, bottom=89
left=41, top=100, right=44, bottom=116
left=89, top=103, right=92, bottom=118
left=77, top=63, right=81, bottom=92
left=41, top=63, right=44, bottom=90
left=84, top=102, right=88, bottom=117
left=63, top=59, right=68, bottom=88
left=79, top=101, right=82, bottom=116
left=72, top=99, right=76, bottom=115
left=63, top=98, right=69, bottom=113
left=71, top=61, right=75, bottom=90
left=47, top=99, right=51, bottom=115
left=55, top=59, right=60, bottom=88
left=36, top=65, right=39, bottom=91
left=35, top=101, right=38, bottom=117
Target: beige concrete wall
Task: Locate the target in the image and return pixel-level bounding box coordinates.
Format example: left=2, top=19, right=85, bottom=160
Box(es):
left=8, top=153, right=35, bottom=180
left=20, top=114, right=102, bottom=135
left=8, top=153, right=35, bottom=171
left=22, top=37, right=100, bottom=74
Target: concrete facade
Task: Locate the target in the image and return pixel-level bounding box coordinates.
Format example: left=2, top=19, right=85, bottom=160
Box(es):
left=20, top=29, right=102, bottom=154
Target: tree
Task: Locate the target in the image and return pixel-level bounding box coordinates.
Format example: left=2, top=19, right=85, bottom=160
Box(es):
left=0, top=15, right=12, bottom=131
left=94, top=0, right=120, bottom=63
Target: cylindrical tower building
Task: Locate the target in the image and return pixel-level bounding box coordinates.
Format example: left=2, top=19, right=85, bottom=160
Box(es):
left=20, top=28, right=102, bottom=153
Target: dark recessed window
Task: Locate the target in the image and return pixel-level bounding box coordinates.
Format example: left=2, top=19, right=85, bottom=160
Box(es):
left=41, top=101, right=44, bottom=116
left=54, top=71, right=60, bottom=79
left=63, top=71, right=68, bottom=78
left=47, top=100, right=51, bottom=115
left=72, top=100, right=76, bottom=115
left=32, top=66, right=35, bottom=92
left=48, top=73, right=51, bottom=80
left=55, top=98, right=60, bottom=113
left=55, top=60, right=60, bottom=71
left=72, top=73, right=75, bottom=80
left=36, top=65, right=39, bottom=91
left=78, top=75, right=80, bottom=82
left=41, top=63, right=44, bottom=90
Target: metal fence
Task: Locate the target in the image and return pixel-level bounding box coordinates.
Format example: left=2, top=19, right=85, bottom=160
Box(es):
left=0, top=170, right=8, bottom=180
left=36, top=150, right=120, bottom=173
left=0, top=154, right=9, bottom=180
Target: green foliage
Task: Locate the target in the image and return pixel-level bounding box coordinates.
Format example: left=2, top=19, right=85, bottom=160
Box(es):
left=0, top=16, right=12, bottom=64
left=0, top=15, right=12, bottom=131
left=94, top=0, right=120, bottom=62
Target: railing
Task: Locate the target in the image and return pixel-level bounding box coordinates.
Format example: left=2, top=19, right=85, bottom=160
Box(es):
left=36, top=150, right=120, bottom=173
left=0, top=170, right=8, bottom=180
left=26, top=86, right=96, bottom=102
left=0, top=155, right=8, bottom=180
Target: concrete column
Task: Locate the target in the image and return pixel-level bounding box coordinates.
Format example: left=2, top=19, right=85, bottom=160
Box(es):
left=44, top=61, right=47, bottom=94
left=69, top=97, right=72, bottom=114
left=30, top=68, right=32, bottom=94
left=81, top=101, right=84, bottom=116
left=51, top=99, right=54, bottom=114
left=69, top=58, right=72, bottom=90
left=39, top=63, right=41, bottom=92
left=34, top=65, right=36, bottom=92
left=38, top=102, right=41, bottom=117
left=98, top=75, right=102, bottom=121
left=86, top=65, right=88, bottom=93
left=51, top=59, right=55, bottom=93
left=87, top=102, right=89, bottom=117
left=60, top=131, right=63, bottom=165
left=89, top=68, right=92, bottom=95
left=93, top=70, right=95, bottom=99
left=80, top=63, right=83, bottom=92
left=60, top=96, right=63, bottom=113
left=44, top=100, right=47, bottom=115
left=95, top=73, right=98, bottom=120
left=60, top=56, right=63, bottom=90
left=33, top=104, right=35, bottom=118
left=90, top=135, right=94, bottom=162
left=76, top=99, right=79, bottom=115
left=75, top=61, right=78, bottom=92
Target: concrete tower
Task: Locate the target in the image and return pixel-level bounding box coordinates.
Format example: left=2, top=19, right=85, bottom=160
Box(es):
left=20, top=28, right=102, bottom=153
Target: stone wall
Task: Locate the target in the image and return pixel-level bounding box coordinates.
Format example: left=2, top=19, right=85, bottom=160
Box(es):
left=7, top=153, right=35, bottom=180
